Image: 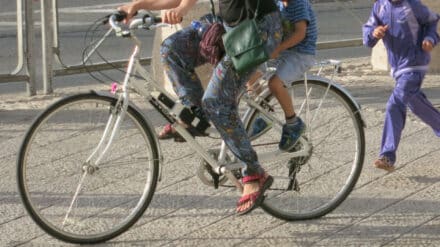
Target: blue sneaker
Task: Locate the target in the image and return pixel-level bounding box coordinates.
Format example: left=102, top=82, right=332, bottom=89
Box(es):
left=249, top=116, right=272, bottom=138
left=279, top=117, right=305, bottom=151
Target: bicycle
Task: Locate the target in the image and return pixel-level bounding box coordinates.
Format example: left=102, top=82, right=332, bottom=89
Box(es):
left=17, top=12, right=366, bottom=244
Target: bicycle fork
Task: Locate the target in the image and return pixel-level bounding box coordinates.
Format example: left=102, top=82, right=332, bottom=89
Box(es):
left=62, top=97, right=128, bottom=226
left=62, top=45, right=138, bottom=225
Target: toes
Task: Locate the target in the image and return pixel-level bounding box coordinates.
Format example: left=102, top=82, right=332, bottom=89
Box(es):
left=236, top=201, right=251, bottom=213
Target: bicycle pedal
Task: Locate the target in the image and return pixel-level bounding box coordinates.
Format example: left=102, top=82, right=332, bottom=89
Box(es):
left=232, top=169, right=242, bottom=180
left=204, top=164, right=220, bottom=189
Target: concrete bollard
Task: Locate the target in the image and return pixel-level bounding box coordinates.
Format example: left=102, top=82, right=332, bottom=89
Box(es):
left=371, top=0, right=440, bottom=73
left=151, top=0, right=218, bottom=97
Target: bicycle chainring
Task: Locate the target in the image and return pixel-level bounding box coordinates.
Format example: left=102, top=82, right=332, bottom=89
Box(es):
left=196, top=149, right=230, bottom=189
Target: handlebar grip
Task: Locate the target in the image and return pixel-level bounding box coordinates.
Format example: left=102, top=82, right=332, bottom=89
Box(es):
left=142, top=15, right=163, bottom=24
left=111, top=10, right=140, bottom=22
left=113, top=10, right=127, bottom=22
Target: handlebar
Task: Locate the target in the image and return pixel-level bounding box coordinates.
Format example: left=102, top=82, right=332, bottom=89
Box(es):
left=106, top=11, right=164, bottom=37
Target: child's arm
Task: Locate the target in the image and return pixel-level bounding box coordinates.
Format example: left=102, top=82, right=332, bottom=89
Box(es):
left=271, top=20, right=307, bottom=59
left=362, top=3, right=382, bottom=48
left=410, top=0, right=440, bottom=48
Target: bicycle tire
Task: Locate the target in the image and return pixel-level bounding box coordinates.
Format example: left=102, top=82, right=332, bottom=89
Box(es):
left=245, top=79, right=365, bottom=220
left=17, top=93, right=160, bottom=244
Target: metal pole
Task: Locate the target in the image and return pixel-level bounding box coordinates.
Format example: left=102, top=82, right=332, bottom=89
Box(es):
left=51, top=0, right=66, bottom=67
left=41, top=0, right=54, bottom=94
left=12, top=0, right=25, bottom=75
left=24, top=0, right=36, bottom=96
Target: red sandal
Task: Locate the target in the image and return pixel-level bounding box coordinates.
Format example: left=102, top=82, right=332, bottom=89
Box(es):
left=158, top=123, right=209, bottom=142
left=236, top=171, right=273, bottom=215
left=158, top=124, right=186, bottom=142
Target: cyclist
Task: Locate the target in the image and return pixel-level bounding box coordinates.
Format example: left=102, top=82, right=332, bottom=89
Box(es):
left=118, top=0, right=283, bottom=215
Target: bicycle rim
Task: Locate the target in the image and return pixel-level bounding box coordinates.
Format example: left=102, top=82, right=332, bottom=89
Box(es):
left=247, top=80, right=365, bottom=220
left=17, top=93, right=159, bottom=243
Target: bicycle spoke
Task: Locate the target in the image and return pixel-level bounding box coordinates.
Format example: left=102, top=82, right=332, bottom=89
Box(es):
left=63, top=171, right=88, bottom=226
left=245, top=80, right=364, bottom=220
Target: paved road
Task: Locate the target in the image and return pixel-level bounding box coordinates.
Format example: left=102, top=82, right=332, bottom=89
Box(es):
left=1, top=57, right=440, bottom=246
left=1, top=1, right=440, bottom=246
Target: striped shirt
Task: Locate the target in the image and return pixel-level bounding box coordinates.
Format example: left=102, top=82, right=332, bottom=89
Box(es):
left=277, top=0, right=318, bottom=55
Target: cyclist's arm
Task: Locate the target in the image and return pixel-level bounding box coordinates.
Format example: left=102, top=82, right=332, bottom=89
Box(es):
left=162, top=0, right=198, bottom=24
left=118, top=0, right=185, bottom=21
left=129, top=0, right=182, bottom=11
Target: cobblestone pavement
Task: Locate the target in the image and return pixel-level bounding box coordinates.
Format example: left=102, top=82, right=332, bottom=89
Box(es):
left=1, top=57, right=439, bottom=246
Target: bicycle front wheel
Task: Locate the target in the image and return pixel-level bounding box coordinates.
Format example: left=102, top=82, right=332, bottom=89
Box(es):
left=17, top=93, right=159, bottom=244
left=246, top=79, right=365, bottom=220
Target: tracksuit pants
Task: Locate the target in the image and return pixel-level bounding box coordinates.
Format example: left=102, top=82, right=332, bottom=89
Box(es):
left=380, top=71, right=440, bottom=163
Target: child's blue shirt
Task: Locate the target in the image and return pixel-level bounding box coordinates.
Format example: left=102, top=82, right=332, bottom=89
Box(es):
left=277, top=0, right=317, bottom=55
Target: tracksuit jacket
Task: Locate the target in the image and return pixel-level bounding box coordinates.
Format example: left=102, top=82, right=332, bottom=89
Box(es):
left=362, top=0, right=440, bottom=164
left=363, top=0, right=439, bottom=78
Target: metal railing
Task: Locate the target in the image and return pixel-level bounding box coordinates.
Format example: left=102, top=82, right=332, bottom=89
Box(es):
left=2, top=1, right=364, bottom=96
left=41, top=0, right=152, bottom=94
left=0, top=0, right=37, bottom=96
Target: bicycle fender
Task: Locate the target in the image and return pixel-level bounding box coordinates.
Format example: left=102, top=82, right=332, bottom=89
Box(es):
left=91, top=90, right=165, bottom=180
left=303, top=75, right=366, bottom=128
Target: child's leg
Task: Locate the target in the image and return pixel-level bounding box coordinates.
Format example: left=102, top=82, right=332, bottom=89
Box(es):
left=268, top=75, right=295, bottom=118
left=379, top=72, right=427, bottom=163
left=407, top=74, right=440, bottom=137
left=267, top=52, right=314, bottom=151
left=269, top=51, right=315, bottom=119
left=380, top=94, right=406, bottom=164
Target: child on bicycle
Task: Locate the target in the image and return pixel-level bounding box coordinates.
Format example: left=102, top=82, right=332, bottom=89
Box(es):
left=363, top=0, right=440, bottom=172
left=248, top=0, right=317, bottom=152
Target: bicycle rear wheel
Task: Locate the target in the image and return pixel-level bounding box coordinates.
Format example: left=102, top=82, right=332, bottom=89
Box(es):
left=246, top=79, right=365, bottom=220
left=17, top=93, right=159, bottom=244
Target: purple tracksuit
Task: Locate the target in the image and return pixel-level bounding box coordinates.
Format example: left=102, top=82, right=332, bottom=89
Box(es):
left=363, top=0, right=440, bottom=164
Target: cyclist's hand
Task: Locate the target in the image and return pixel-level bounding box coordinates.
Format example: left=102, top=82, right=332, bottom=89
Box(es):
left=162, top=7, right=185, bottom=24
left=117, top=2, right=139, bottom=23
left=373, top=25, right=388, bottom=39
left=422, top=40, right=434, bottom=52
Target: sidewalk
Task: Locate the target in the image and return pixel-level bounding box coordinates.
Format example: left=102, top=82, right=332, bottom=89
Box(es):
left=1, top=57, right=440, bottom=246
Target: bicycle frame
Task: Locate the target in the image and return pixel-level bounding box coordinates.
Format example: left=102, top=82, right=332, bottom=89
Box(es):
left=17, top=14, right=368, bottom=244
left=85, top=16, right=326, bottom=193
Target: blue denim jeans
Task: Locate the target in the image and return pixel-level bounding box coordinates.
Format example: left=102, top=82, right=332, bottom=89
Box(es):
left=161, top=12, right=282, bottom=176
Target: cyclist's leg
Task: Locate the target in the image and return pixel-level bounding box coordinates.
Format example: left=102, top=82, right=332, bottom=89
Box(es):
left=160, top=25, right=207, bottom=107
left=159, top=26, right=208, bottom=139
left=202, top=11, right=282, bottom=214
left=203, top=56, right=269, bottom=214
